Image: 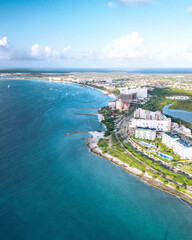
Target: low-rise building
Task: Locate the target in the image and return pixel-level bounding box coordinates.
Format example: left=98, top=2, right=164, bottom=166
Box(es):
left=166, top=96, right=190, bottom=100
left=135, top=127, right=156, bottom=141
left=105, top=84, right=116, bottom=91
left=173, top=125, right=192, bottom=136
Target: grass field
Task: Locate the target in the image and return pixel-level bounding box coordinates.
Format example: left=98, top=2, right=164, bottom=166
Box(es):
left=117, top=134, right=192, bottom=186
left=143, top=87, right=192, bottom=112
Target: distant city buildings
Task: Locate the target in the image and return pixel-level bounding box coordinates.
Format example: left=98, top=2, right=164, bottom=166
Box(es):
left=166, top=96, right=190, bottom=100
left=118, top=87, right=148, bottom=99
left=105, top=84, right=116, bottom=91
left=117, top=93, right=137, bottom=103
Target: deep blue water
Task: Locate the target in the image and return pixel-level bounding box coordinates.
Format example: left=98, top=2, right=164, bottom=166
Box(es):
left=163, top=104, right=192, bottom=124
left=0, top=79, right=192, bottom=240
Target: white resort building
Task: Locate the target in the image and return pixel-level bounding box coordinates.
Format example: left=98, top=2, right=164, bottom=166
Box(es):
left=162, top=133, right=192, bottom=160
left=129, top=109, right=171, bottom=132
left=134, top=108, right=167, bottom=121
left=135, top=127, right=156, bottom=141
left=119, top=87, right=148, bottom=99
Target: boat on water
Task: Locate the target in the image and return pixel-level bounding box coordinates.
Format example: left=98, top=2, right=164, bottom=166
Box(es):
left=8, top=85, right=10, bottom=88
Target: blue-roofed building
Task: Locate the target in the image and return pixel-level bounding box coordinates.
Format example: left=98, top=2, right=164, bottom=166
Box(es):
left=162, top=133, right=192, bottom=160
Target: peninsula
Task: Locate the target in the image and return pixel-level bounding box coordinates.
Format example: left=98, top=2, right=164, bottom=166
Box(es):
left=64, top=72, right=192, bottom=204
left=2, top=72, right=192, bottom=204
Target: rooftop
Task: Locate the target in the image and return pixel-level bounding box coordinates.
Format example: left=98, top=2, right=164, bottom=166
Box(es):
left=165, top=132, right=179, bottom=139
left=177, top=139, right=192, bottom=148
left=137, top=127, right=156, bottom=131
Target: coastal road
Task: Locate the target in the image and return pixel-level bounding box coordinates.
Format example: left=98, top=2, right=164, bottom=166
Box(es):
left=114, top=132, right=186, bottom=188
left=118, top=117, right=192, bottom=182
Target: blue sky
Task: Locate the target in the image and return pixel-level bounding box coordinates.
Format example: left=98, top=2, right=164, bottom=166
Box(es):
left=1, top=0, right=192, bottom=68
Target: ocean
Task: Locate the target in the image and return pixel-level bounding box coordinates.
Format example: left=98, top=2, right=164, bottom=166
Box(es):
left=2, top=68, right=192, bottom=74
left=0, top=79, right=192, bottom=240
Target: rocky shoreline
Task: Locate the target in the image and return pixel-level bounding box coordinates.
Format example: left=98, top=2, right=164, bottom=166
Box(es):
left=86, top=134, right=192, bottom=205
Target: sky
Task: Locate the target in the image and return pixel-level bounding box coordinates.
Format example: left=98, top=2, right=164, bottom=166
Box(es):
left=1, top=0, right=192, bottom=69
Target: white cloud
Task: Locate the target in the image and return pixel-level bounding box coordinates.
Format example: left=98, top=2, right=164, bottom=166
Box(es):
left=0, top=36, right=72, bottom=61
left=30, top=44, right=72, bottom=59
left=108, top=0, right=151, bottom=8
left=44, top=46, right=52, bottom=57
left=64, top=45, right=71, bottom=52
left=0, top=37, right=8, bottom=46
left=108, top=2, right=117, bottom=8
left=187, top=6, right=192, bottom=12
left=0, top=36, right=13, bottom=60
left=118, top=0, right=151, bottom=5
left=102, top=32, right=145, bottom=59
left=0, top=36, right=32, bottom=61
left=181, top=47, right=192, bottom=62
left=155, top=45, right=192, bottom=66
left=31, top=44, right=41, bottom=57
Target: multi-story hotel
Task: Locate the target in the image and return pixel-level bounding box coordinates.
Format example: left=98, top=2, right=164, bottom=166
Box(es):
left=109, top=99, right=129, bottom=112
left=134, top=108, right=167, bottom=120
left=135, top=127, right=157, bottom=141
left=162, top=133, right=192, bottom=160
left=129, top=109, right=171, bottom=132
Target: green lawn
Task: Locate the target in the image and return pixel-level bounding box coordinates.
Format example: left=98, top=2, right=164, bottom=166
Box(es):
left=117, top=135, right=192, bottom=186
left=158, top=142, right=181, bottom=162
left=180, top=165, right=192, bottom=175
left=143, top=87, right=192, bottom=112
left=98, top=139, right=109, bottom=149
left=171, top=99, right=192, bottom=112
left=97, top=133, right=192, bottom=197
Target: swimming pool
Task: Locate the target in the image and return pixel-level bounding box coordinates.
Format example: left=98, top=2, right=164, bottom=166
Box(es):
left=139, top=141, right=156, bottom=148
left=158, top=152, right=173, bottom=161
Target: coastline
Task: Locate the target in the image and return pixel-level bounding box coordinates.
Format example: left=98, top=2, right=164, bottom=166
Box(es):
left=86, top=132, right=192, bottom=205
left=6, top=78, right=192, bottom=205
left=79, top=83, right=116, bottom=100
left=79, top=83, right=192, bottom=205
left=96, top=113, right=105, bottom=124
left=164, top=103, right=192, bottom=114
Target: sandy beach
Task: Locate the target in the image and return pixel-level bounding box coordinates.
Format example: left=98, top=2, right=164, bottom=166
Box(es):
left=96, top=113, right=105, bottom=123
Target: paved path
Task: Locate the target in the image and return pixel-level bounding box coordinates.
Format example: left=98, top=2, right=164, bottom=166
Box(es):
left=114, top=132, right=185, bottom=187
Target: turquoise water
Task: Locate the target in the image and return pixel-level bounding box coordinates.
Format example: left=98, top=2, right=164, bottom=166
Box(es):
left=157, top=152, right=173, bottom=161
left=163, top=104, right=192, bottom=124
left=0, top=79, right=192, bottom=240
left=139, top=141, right=156, bottom=148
